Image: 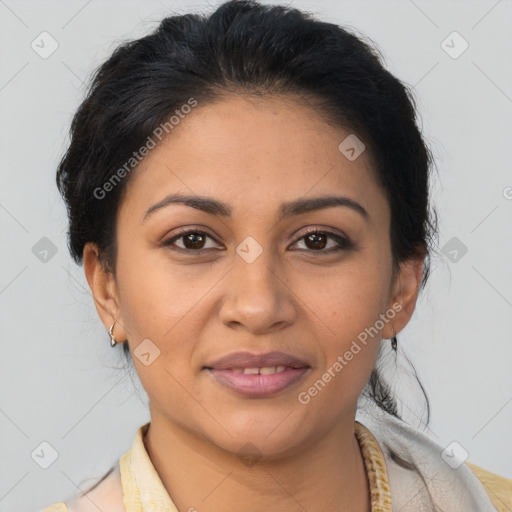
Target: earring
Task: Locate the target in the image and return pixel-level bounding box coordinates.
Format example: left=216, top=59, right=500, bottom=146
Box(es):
left=391, top=326, right=398, bottom=351
left=109, top=323, right=117, bottom=347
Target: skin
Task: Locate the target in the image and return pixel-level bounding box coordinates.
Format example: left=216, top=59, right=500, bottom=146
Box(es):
left=84, top=94, right=424, bottom=512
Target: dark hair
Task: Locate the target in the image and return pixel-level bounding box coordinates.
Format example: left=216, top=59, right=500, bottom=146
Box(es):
left=56, top=0, right=438, bottom=425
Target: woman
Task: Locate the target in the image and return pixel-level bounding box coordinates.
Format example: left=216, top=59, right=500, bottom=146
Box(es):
left=41, top=1, right=511, bottom=510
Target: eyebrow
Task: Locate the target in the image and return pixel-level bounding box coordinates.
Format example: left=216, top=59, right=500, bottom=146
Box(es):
left=142, top=193, right=369, bottom=223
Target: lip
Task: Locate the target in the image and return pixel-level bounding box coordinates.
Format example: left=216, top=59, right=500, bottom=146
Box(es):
left=203, top=350, right=310, bottom=370
left=206, top=367, right=311, bottom=397
left=203, top=350, right=311, bottom=398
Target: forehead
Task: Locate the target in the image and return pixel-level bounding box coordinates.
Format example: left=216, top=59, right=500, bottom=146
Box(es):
left=119, top=94, right=388, bottom=224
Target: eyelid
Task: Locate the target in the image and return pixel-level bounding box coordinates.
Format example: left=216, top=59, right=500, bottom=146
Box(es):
left=290, top=227, right=353, bottom=251
left=292, top=225, right=350, bottom=242
left=162, top=226, right=222, bottom=249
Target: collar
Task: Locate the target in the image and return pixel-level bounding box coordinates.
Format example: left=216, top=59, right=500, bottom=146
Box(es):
left=118, top=420, right=393, bottom=511
left=64, top=406, right=502, bottom=512
left=119, top=422, right=177, bottom=511
left=69, top=406, right=499, bottom=511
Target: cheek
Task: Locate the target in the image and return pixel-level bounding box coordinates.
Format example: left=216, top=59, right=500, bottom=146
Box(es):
left=115, top=242, right=199, bottom=335
left=114, top=244, right=208, bottom=367
left=311, top=256, right=390, bottom=331
left=310, top=253, right=390, bottom=382
left=307, top=308, right=383, bottom=416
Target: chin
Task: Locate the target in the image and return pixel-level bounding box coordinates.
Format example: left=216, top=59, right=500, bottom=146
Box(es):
left=201, top=415, right=310, bottom=461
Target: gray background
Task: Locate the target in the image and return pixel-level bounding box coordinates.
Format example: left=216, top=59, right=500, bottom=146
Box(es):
left=0, top=0, right=511, bottom=510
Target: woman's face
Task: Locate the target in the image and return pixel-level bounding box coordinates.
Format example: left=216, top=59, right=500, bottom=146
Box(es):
left=85, top=94, right=423, bottom=458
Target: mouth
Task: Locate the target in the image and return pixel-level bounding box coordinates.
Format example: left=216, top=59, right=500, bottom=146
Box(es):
left=204, top=365, right=302, bottom=374
left=202, top=351, right=311, bottom=398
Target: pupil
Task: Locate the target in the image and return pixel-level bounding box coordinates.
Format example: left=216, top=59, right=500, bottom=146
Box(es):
left=184, top=233, right=204, bottom=249
left=307, top=233, right=326, bottom=250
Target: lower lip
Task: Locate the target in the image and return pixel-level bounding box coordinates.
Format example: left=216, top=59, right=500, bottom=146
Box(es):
left=205, top=367, right=310, bottom=397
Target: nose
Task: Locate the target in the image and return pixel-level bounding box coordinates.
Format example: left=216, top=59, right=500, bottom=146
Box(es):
left=219, top=247, right=297, bottom=335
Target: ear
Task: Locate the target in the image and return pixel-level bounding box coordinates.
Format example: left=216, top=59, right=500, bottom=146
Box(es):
left=83, top=242, right=128, bottom=342
left=383, top=249, right=425, bottom=339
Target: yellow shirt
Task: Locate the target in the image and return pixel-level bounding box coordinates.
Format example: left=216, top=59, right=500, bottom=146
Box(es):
left=40, top=421, right=512, bottom=512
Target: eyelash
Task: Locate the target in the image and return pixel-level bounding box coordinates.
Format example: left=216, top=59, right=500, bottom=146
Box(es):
left=161, top=227, right=354, bottom=254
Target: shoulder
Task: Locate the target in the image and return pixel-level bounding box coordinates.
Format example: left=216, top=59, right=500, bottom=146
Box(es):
left=465, top=461, right=512, bottom=512
left=66, top=462, right=125, bottom=512
left=355, top=405, right=508, bottom=511
left=40, top=463, right=125, bottom=512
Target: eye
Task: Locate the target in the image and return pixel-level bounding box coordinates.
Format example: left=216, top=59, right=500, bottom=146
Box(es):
left=161, top=227, right=354, bottom=254
left=161, top=229, right=220, bottom=252
left=290, top=228, right=353, bottom=253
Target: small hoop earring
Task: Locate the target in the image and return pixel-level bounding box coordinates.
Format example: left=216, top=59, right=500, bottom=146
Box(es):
left=109, top=323, right=117, bottom=347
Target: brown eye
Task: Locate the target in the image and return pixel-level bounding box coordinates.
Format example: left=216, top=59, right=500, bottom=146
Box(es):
left=181, top=232, right=206, bottom=250
left=292, top=229, right=353, bottom=253
left=162, top=230, right=219, bottom=252
left=162, top=228, right=353, bottom=255
left=305, top=232, right=328, bottom=250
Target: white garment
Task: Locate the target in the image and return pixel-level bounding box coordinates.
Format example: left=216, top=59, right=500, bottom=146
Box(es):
left=62, top=403, right=499, bottom=511
left=354, top=403, right=499, bottom=511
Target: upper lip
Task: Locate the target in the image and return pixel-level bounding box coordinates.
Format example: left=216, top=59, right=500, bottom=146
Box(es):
left=204, top=351, right=310, bottom=370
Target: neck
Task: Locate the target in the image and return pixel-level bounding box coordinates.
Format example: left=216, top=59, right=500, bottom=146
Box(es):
left=143, top=409, right=371, bottom=512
